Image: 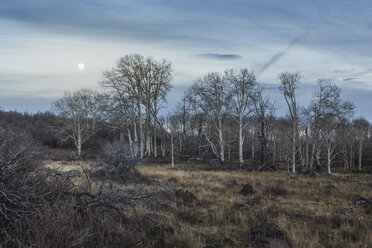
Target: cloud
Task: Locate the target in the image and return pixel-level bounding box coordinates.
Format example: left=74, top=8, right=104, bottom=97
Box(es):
left=351, top=69, right=372, bottom=77
left=343, top=77, right=358, bottom=81
left=333, top=69, right=356, bottom=74
left=258, top=36, right=303, bottom=76
left=197, top=53, right=242, bottom=60
left=1, top=0, right=372, bottom=119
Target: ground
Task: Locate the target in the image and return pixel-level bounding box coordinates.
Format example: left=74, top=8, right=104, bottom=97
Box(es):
left=47, top=161, right=372, bottom=248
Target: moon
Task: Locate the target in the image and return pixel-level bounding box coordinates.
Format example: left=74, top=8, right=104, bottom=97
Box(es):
left=78, top=63, right=85, bottom=70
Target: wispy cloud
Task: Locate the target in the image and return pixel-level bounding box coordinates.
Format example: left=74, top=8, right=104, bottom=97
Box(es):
left=197, top=53, right=242, bottom=60
left=343, top=77, right=358, bottom=81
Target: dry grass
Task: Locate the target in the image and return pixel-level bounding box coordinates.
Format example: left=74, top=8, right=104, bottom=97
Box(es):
left=138, top=164, right=372, bottom=248
left=48, top=161, right=372, bottom=247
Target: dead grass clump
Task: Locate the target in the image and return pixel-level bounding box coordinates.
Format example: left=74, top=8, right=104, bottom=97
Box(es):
left=175, top=210, right=204, bottom=225
left=91, top=165, right=152, bottom=185
left=264, top=180, right=288, bottom=196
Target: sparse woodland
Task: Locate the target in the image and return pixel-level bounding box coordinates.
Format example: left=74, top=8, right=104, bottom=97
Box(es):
left=0, top=54, right=371, bottom=247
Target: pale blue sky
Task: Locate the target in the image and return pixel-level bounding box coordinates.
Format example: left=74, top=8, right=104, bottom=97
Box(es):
left=0, top=0, right=371, bottom=119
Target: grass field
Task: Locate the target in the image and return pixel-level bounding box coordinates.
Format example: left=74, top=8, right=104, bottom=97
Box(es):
left=49, top=161, right=372, bottom=247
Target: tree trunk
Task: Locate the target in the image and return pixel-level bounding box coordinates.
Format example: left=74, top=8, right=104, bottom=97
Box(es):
left=171, top=133, right=174, bottom=167
left=133, top=118, right=138, bottom=157
left=238, top=116, right=244, bottom=167
left=139, top=105, right=144, bottom=159
left=298, top=130, right=305, bottom=168
left=327, top=142, right=331, bottom=175
left=305, top=126, right=309, bottom=167
left=197, top=121, right=202, bottom=156
left=358, top=136, right=363, bottom=171
left=343, top=146, right=349, bottom=171
left=292, top=122, right=296, bottom=173
left=309, top=143, right=315, bottom=168
left=251, top=127, right=255, bottom=160
left=228, top=139, right=231, bottom=161
left=273, top=139, right=276, bottom=164
left=77, top=136, right=82, bottom=158
left=218, top=117, right=224, bottom=163
left=145, top=103, right=151, bottom=156
left=179, top=134, right=182, bottom=153
left=315, top=145, right=321, bottom=170
left=127, top=128, right=133, bottom=153
left=161, top=137, right=166, bottom=158
left=153, top=124, right=157, bottom=158
left=350, top=148, right=353, bottom=169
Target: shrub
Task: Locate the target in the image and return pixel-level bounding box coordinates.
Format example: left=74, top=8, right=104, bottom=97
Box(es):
left=96, top=140, right=151, bottom=184
left=0, top=128, right=54, bottom=246
left=101, top=140, right=136, bottom=167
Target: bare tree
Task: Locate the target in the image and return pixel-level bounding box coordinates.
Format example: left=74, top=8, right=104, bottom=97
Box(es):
left=174, top=95, right=192, bottom=155
left=253, top=87, right=277, bottom=167
left=166, top=114, right=180, bottom=167
left=225, top=68, right=256, bottom=167
left=187, top=72, right=232, bottom=163
left=309, top=79, right=354, bottom=174
left=101, top=54, right=172, bottom=160
left=53, top=89, right=107, bottom=157
left=353, top=118, right=370, bottom=170
left=279, top=72, right=302, bottom=173
left=148, top=59, right=173, bottom=158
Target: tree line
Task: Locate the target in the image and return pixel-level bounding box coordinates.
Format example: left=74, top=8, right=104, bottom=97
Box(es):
left=2, top=54, right=371, bottom=174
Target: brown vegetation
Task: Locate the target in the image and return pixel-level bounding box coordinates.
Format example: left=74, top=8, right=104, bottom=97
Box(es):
left=136, top=164, right=372, bottom=247
left=42, top=161, right=372, bottom=248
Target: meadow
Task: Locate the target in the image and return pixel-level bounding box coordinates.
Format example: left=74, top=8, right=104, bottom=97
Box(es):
left=47, top=161, right=372, bottom=248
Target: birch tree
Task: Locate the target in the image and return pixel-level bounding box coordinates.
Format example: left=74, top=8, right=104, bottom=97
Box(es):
left=279, top=72, right=302, bottom=173
left=53, top=89, right=107, bottom=157
left=148, top=59, right=173, bottom=157
left=310, top=79, right=354, bottom=174
left=225, top=68, right=256, bottom=167
left=101, top=54, right=172, bottom=159
left=187, top=72, right=232, bottom=163
left=353, top=118, right=369, bottom=171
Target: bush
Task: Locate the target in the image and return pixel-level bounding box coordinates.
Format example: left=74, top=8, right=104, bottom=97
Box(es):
left=96, top=141, right=151, bottom=184
left=0, top=128, right=64, bottom=246
left=101, top=140, right=136, bottom=167
left=0, top=128, right=156, bottom=247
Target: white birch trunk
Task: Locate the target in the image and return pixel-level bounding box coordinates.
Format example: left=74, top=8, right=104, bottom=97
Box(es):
left=327, top=142, right=331, bottom=175
left=139, top=106, right=144, bottom=159
left=127, top=128, right=133, bottom=153
left=238, top=115, right=244, bottom=167
left=218, top=117, right=224, bottom=163
left=292, top=122, right=296, bottom=173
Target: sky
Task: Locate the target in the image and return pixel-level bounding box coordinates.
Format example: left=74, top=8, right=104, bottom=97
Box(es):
left=0, top=0, right=372, bottom=119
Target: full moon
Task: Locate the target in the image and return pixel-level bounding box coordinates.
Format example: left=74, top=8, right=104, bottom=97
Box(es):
left=78, top=63, right=85, bottom=70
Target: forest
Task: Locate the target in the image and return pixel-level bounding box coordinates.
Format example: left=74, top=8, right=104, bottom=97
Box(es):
left=0, top=54, right=371, bottom=247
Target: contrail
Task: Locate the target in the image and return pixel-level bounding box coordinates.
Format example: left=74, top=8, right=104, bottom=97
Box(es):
left=258, top=36, right=303, bottom=77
